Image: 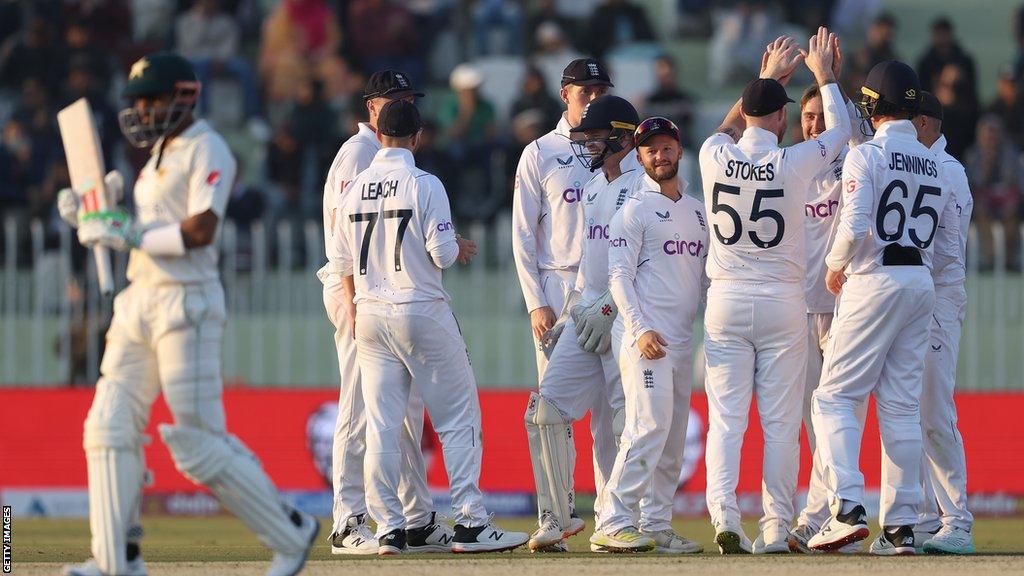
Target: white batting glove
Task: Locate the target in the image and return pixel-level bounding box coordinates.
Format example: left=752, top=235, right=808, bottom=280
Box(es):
left=573, top=291, right=617, bottom=354
left=78, top=210, right=140, bottom=252
left=57, top=171, right=125, bottom=229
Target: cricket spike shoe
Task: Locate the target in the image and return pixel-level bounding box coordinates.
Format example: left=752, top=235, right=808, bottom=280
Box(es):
left=869, top=525, right=917, bottom=556
left=808, top=502, right=869, bottom=552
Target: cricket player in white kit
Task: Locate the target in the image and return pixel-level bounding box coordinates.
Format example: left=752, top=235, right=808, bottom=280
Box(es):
left=808, top=61, right=960, bottom=556
left=698, top=29, right=850, bottom=554
left=59, top=52, right=317, bottom=576
left=330, top=100, right=528, bottom=554
left=524, top=95, right=640, bottom=552
left=318, top=70, right=448, bottom=554
left=912, top=92, right=975, bottom=555
left=513, top=58, right=617, bottom=550
left=590, top=118, right=707, bottom=554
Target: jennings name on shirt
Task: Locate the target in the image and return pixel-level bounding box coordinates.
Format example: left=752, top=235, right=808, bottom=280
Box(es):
left=888, top=152, right=938, bottom=177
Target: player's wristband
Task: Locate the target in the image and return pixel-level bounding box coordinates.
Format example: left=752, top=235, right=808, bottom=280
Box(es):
left=140, top=223, right=186, bottom=257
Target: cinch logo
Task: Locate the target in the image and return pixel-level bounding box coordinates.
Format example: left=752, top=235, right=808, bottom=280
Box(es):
left=588, top=223, right=609, bottom=240
left=817, top=139, right=827, bottom=158
left=664, top=239, right=704, bottom=256
left=609, top=237, right=628, bottom=248
left=805, top=199, right=839, bottom=218
left=563, top=185, right=583, bottom=203
left=437, top=221, right=454, bottom=232
left=643, top=369, right=654, bottom=389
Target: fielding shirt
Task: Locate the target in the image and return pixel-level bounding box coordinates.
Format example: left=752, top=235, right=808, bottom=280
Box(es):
left=332, top=148, right=456, bottom=305
left=512, top=114, right=592, bottom=312
left=930, top=135, right=973, bottom=288
left=127, top=119, right=235, bottom=286
left=698, top=82, right=850, bottom=284
left=608, top=174, right=708, bottom=347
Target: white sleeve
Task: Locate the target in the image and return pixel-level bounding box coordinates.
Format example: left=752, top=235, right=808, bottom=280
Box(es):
left=931, top=163, right=965, bottom=277
left=785, top=83, right=851, bottom=180
left=331, top=194, right=354, bottom=277
left=324, top=144, right=374, bottom=240
left=698, top=133, right=733, bottom=169
left=826, top=145, right=874, bottom=270
left=186, top=138, right=236, bottom=218
left=608, top=203, right=651, bottom=341
left=511, top=145, right=547, bottom=312
left=420, top=176, right=458, bottom=268
left=846, top=98, right=872, bottom=147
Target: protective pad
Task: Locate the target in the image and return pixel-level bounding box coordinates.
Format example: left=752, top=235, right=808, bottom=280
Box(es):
left=524, top=393, right=575, bottom=529
left=86, top=447, right=142, bottom=575
left=159, top=424, right=307, bottom=553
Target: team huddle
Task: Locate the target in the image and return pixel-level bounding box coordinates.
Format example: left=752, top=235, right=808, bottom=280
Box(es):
left=57, top=23, right=973, bottom=576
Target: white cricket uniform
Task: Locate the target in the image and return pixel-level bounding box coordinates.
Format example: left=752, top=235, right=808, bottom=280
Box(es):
left=330, top=147, right=489, bottom=535
left=512, top=114, right=592, bottom=376
left=84, top=120, right=309, bottom=574
left=918, top=135, right=974, bottom=533
left=812, top=120, right=959, bottom=528
left=318, top=122, right=432, bottom=534
left=536, top=156, right=642, bottom=522
left=699, top=82, right=850, bottom=540
left=798, top=101, right=871, bottom=532
left=598, top=177, right=708, bottom=535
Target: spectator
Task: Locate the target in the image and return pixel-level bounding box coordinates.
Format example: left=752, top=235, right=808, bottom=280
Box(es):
left=532, top=21, right=584, bottom=91
left=583, top=0, right=655, bottom=59
left=60, top=58, right=120, bottom=169
left=848, top=11, right=899, bottom=94
left=988, top=65, right=1024, bottom=149
left=10, top=79, right=58, bottom=151
left=935, top=62, right=980, bottom=160
left=259, top=0, right=351, bottom=104
left=510, top=66, right=563, bottom=130
left=527, top=0, right=578, bottom=55
left=642, top=54, right=696, bottom=150
left=708, top=2, right=781, bottom=87
left=413, top=120, right=453, bottom=195
left=0, top=118, right=50, bottom=216
left=917, top=17, right=977, bottom=97
left=964, top=115, right=1024, bottom=271
left=62, top=19, right=113, bottom=97
left=176, top=0, right=262, bottom=120
left=62, top=0, right=133, bottom=55
left=0, top=18, right=63, bottom=94
left=472, top=0, right=524, bottom=56
left=504, top=107, right=547, bottom=200
left=346, top=0, right=423, bottom=85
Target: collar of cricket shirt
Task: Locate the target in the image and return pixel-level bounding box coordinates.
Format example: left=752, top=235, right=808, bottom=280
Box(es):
left=555, top=113, right=573, bottom=138
left=640, top=171, right=688, bottom=198
left=373, top=147, right=416, bottom=166
left=357, top=122, right=381, bottom=151
left=874, top=119, right=918, bottom=140
left=151, top=119, right=208, bottom=156
left=930, top=134, right=949, bottom=155
left=739, top=126, right=780, bottom=149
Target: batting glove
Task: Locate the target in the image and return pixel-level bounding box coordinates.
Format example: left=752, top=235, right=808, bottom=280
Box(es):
left=57, top=171, right=125, bottom=229
left=78, top=210, right=140, bottom=252
left=573, top=291, right=617, bottom=354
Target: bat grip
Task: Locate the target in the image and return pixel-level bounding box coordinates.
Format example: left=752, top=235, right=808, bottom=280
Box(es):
left=92, top=244, right=114, bottom=297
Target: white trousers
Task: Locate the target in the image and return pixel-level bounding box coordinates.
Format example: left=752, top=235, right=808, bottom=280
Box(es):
left=322, top=286, right=432, bottom=534
left=704, top=281, right=807, bottom=538
left=539, top=317, right=623, bottom=520
left=355, top=300, right=488, bottom=535
left=531, top=268, right=578, bottom=377
left=598, top=340, right=692, bottom=534
left=918, top=284, right=972, bottom=532
left=812, top=269, right=935, bottom=527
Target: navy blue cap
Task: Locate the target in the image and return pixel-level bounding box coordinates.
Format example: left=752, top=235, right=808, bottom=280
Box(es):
left=919, top=91, right=943, bottom=121
left=378, top=100, right=423, bottom=137
left=561, top=58, right=613, bottom=87
left=363, top=70, right=424, bottom=101
left=741, top=78, right=794, bottom=117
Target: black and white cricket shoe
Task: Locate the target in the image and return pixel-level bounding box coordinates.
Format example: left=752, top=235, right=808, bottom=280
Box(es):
left=869, top=525, right=917, bottom=556
left=378, top=528, right=407, bottom=556
left=451, top=523, right=529, bottom=553
left=808, top=502, right=869, bottom=552
left=330, top=514, right=378, bottom=555
left=407, top=512, right=455, bottom=553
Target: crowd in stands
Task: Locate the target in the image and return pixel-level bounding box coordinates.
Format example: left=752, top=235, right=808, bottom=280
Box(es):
left=1, top=0, right=1023, bottom=271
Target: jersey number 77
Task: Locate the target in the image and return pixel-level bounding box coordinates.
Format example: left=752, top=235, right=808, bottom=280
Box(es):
left=350, top=209, right=413, bottom=275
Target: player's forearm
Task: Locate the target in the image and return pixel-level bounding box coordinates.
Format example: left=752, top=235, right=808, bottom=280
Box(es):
left=512, top=238, right=547, bottom=311
left=139, top=223, right=187, bottom=256
left=818, top=83, right=851, bottom=150
left=608, top=272, right=650, bottom=341
left=825, top=221, right=865, bottom=271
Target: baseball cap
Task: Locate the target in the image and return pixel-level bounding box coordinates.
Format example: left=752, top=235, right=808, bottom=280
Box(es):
left=741, top=78, right=794, bottom=117
left=633, top=117, right=680, bottom=147
left=570, top=95, right=639, bottom=133
left=560, top=58, right=614, bottom=87
left=919, top=91, right=943, bottom=121
left=862, top=60, right=921, bottom=114
left=377, top=100, right=423, bottom=137
left=363, top=69, right=425, bottom=101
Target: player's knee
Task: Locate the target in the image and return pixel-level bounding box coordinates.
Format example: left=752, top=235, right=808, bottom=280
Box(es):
left=525, top=392, right=571, bottom=427
left=162, top=373, right=225, bottom=431
left=436, top=425, right=479, bottom=451
left=159, top=423, right=250, bottom=485
left=84, top=379, right=144, bottom=451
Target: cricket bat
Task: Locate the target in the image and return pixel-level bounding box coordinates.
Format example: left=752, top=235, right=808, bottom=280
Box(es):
left=57, top=98, right=114, bottom=297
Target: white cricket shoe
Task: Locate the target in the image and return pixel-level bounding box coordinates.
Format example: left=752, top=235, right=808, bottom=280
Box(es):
left=642, top=528, right=702, bottom=554
left=753, top=532, right=790, bottom=554
left=787, top=525, right=820, bottom=554
left=407, top=512, right=454, bottom=553
left=268, top=510, right=319, bottom=576
left=923, top=525, right=974, bottom=555
left=527, top=511, right=584, bottom=551
left=808, top=502, right=869, bottom=552
left=533, top=541, right=569, bottom=553
left=914, top=526, right=939, bottom=551
left=869, top=525, right=916, bottom=556
left=451, top=522, right=529, bottom=553
left=589, top=526, right=656, bottom=553
left=330, top=514, right=378, bottom=555
left=63, top=558, right=147, bottom=576
left=713, top=521, right=752, bottom=554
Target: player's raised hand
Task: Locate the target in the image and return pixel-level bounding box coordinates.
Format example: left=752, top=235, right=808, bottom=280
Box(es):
left=831, top=34, right=843, bottom=80
left=802, top=26, right=838, bottom=86
left=760, top=36, right=804, bottom=86
left=456, top=234, right=478, bottom=265
left=638, top=330, right=667, bottom=360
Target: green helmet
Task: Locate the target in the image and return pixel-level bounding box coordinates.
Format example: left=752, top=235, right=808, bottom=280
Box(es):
left=118, top=52, right=201, bottom=148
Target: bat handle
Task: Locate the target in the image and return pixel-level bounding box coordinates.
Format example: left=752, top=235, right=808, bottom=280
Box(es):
left=93, top=245, right=114, bottom=297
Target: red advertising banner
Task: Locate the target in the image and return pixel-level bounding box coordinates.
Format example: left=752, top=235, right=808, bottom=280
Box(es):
left=1, top=389, right=1021, bottom=512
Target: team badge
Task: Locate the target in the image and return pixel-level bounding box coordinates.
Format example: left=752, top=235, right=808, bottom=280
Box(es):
left=206, top=170, right=222, bottom=186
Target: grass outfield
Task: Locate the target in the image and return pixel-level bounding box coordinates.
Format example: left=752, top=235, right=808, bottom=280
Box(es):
left=8, top=517, right=1024, bottom=575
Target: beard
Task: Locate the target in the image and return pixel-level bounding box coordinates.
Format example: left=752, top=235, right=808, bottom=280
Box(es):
left=644, top=160, right=679, bottom=182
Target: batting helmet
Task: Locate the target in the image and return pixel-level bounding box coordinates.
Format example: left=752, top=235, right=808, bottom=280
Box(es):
left=118, top=52, right=200, bottom=148
left=857, top=60, right=921, bottom=119
left=569, top=95, right=639, bottom=171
